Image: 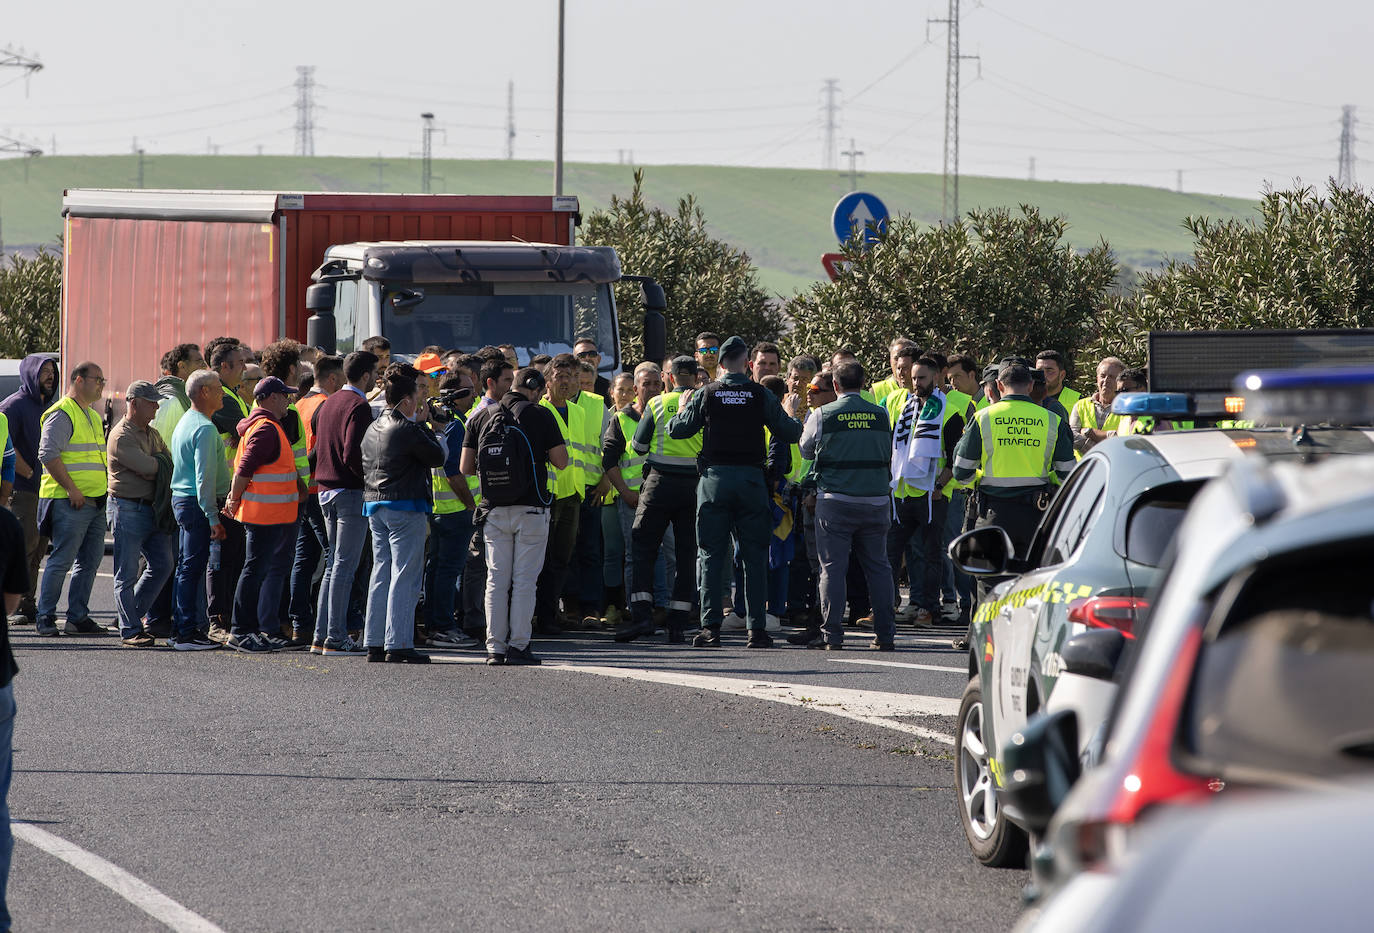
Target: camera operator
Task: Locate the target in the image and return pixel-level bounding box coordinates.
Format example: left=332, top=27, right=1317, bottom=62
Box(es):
left=423, top=372, right=478, bottom=646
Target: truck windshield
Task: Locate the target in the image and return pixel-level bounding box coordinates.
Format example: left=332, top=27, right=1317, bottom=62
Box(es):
left=380, top=281, right=617, bottom=371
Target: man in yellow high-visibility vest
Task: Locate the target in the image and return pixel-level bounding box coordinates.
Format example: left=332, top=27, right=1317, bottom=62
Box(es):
left=35, top=361, right=112, bottom=637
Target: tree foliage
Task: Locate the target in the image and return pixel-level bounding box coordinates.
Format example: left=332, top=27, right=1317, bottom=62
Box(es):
left=784, top=206, right=1119, bottom=379
left=584, top=169, right=784, bottom=366
left=0, top=247, right=61, bottom=359
left=1086, top=184, right=1374, bottom=367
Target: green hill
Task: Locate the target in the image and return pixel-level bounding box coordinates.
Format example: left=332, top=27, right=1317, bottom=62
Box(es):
left=0, top=154, right=1257, bottom=294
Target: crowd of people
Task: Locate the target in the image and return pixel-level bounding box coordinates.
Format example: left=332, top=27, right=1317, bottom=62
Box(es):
left=0, top=330, right=1143, bottom=664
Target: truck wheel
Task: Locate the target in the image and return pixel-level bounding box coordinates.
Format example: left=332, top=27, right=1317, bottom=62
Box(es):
left=954, top=677, right=1028, bottom=867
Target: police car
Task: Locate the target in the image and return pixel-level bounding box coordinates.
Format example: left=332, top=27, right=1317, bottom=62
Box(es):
left=1008, top=367, right=1374, bottom=927
left=947, top=390, right=1374, bottom=867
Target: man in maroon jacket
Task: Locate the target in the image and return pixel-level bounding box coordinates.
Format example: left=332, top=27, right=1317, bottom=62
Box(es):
left=309, top=350, right=378, bottom=655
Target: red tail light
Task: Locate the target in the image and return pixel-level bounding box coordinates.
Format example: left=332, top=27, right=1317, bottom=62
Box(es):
left=1106, top=624, right=1216, bottom=825
left=1066, top=596, right=1149, bottom=639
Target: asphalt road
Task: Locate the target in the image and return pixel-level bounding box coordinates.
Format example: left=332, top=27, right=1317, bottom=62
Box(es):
left=7, top=554, right=1027, bottom=932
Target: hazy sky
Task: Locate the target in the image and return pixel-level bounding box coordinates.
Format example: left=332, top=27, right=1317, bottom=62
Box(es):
left=3, top=0, right=1368, bottom=198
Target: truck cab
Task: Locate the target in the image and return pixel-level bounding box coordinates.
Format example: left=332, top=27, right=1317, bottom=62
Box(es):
left=312, top=240, right=625, bottom=375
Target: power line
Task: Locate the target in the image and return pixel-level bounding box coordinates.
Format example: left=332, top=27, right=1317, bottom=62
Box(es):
left=840, top=138, right=864, bottom=190
left=929, top=0, right=980, bottom=221
left=505, top=80, right=515, bottom=160
left=978, top=4, right=1328, bottom=109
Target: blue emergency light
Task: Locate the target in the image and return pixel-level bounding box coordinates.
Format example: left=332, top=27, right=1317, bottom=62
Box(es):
left=1236, top=366, right=1374, bottom=426
left=1110, top=392, right=1195, bottom=418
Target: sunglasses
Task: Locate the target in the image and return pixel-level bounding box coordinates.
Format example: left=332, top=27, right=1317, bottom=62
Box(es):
left=696, top=346, right=719, bottom=354
left=575, top=350, right=599, bottom=359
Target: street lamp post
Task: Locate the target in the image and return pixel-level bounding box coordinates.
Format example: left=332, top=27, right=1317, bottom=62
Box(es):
left=555, top=0, right=565, bottom=195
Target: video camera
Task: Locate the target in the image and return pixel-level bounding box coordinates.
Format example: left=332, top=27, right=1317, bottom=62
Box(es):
left=430, top=384, right=474, bottom=421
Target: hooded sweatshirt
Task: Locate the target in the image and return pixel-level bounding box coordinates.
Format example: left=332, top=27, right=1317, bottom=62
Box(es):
left=152, top=375, right=191, bottom=443
left=233, top=408, right=284, bottom=479
left=0, top=354, right=57, bottom=494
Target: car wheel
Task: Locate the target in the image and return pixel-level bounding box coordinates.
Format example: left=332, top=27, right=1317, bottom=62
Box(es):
left=955, top=677, right=1028, bottom=867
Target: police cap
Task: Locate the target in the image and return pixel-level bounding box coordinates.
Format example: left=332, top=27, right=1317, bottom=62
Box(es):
left=670, top=355, right=697, bottom=377
left=719, top=335, right=749, bottom=361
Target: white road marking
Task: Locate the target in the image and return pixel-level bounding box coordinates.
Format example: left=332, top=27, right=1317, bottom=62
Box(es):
left=826, top=657, right=967, bottom=674
left=12, top=821, right=225, bottom=932
left=96, top=572, right=113, bottom=579
left=544, top=662, right=957, bottom=745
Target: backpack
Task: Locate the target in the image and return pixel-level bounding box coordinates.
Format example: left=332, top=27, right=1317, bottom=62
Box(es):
left=476, top=399, right=548, bottom=507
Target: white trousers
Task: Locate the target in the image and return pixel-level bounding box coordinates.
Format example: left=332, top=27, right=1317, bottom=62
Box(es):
left=483, top=505, right=551, bottom=654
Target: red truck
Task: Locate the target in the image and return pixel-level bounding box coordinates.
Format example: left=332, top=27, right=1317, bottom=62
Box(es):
left=60, top=189, right=665, bottom=412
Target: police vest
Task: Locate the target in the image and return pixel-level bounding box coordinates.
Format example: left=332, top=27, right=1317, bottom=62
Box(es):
left=575, top=391, right=608, bottom=487
left=233, top=417, right=299, bottom=525
left=614, top=409, right=645, bottom=494
left=220, top=387, right=249, bottom=463
left=38, top=396, right=107, bottom=499
left=814, top=394, right=892, bottom=497
left=540, top=398, right=585, bottom=500
left=644, top=391, right=701, bottom=472
left=976, top=399, right=1057, bottom=490
left=431, top=419, right=468, bottom=515
left=699, top=380, right=766, bottom=469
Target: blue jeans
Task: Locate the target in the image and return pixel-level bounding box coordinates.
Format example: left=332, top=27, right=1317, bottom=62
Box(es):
left=424, top=509, right=472, bottom=634
left=316, top=489, right=368, bottom=645
left=288, top=496, right=328, bottom=634
left=0, top=684, right=14, bottom=931
left=942, top=489, right=975, bottom=608
left=172, top=497, right=212, bottom=640
left=107, top=497, right=174, bottom=639
left=36, top=497, right=107, bottom=624
left=233, top=521, right=295, bottom=636
left=366, top=508, right=428, bottom=651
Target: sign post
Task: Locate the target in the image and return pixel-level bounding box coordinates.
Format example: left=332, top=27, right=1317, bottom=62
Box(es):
left=831, top=192, right=889, bottom=247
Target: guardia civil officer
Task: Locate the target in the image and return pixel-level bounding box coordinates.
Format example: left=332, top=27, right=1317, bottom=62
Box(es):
left=801, top=360, right=897, bottom=650
left=951, top=361, right=1075, bottom=559
left=613, top=355, right=702, bottom=644
left=668, top=336, right=802, bottom=648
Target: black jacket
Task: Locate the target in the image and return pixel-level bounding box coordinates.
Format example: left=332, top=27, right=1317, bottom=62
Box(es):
left=362, top=409, right=446, bottom=506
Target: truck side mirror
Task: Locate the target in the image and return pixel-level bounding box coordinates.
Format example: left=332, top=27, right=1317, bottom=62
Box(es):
left=999, top=709, right=1081, bottom=836
left=1061, top=628, right=1127, bottom=681
left=948, top=526, right=1014, bottom=576
left=305, top=283, right=336, bottom=355
left=641, top=280, right=666, bottom=365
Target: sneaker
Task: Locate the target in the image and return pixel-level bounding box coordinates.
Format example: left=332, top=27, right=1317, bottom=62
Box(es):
left=143, top=619, right=173, bottom=639
left=787, top=627, right=823, bottom=646
left=35, top=618, right=59, bottom=637
left=852, top=614, right=875, bottom=629
left=745, top=630, right=773, bottom=649
left=720, top=612, right=747, bottom=632
left=692, top=628, right=721, bottom=648
left=206, top=625, right=232, bottom=645
left=940, top=600, right=961, bottom=622
left=453, top=635, right=484, bottom=650
left=951, top=636, right=969, bottom=651
left=120, top=632, right=156, bottom=648
left=309, top=640, right=325, bottom=654
left=385, top=648, right=431, bottom=664
left=259, top=632, right=293, bottom=652
left=228, top=633, right=271, bottom=653
left=427, top=630, right=466, bottom=647
left=64, top=617, right=112, bottom=635
left=895, top=605, right=916, bottom=624
left=486, top=653, right=506, bottom=666
left=912, top=609, right=934, bottom=628
left=169, top=635, right=221, bottom=651
left=765, top=613, right=782, bottom=633
left=870, top=640, right=896, bottom=652
left=505, top=645, right=541, bottom=666
left=279, top=634, right=311, bottom=652
left=321, top=637, right=367, bottom=656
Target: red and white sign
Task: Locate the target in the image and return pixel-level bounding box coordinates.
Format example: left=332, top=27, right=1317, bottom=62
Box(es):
left=821, top=252, right=853, bottom=282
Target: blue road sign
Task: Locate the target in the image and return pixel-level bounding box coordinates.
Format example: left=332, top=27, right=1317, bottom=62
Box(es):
left=832, top=192, right=889, bottom=247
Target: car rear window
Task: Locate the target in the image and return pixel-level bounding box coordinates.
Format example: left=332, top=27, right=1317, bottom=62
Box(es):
left=1178, top=538, right=1374, bottom=783
left=1123, top=481, right=1205, bottom=567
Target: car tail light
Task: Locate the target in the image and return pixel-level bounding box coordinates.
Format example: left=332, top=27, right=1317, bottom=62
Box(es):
left=1066, top=596, right=1149, bottom=639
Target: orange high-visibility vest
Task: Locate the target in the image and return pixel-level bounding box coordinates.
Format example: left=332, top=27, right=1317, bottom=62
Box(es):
left=295, top=391, right=329, bottom=494
left=233, top=416, right=299, bottom=525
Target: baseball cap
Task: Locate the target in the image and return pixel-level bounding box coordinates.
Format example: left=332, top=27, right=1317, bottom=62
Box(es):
left=981, top=364, right=1001, bottom=384
left=125, top=380, right=162, bottom=403
left=414, top=351, right=447, bottom=376
left=253, top=376, right=297, bottom=399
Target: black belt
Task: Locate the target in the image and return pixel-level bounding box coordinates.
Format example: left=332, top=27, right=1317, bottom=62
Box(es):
left=113, top=494, right=154, bottom=506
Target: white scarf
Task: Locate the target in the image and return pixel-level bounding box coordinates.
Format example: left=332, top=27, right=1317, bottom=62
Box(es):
left=891, top=387, right=946, bottom=495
